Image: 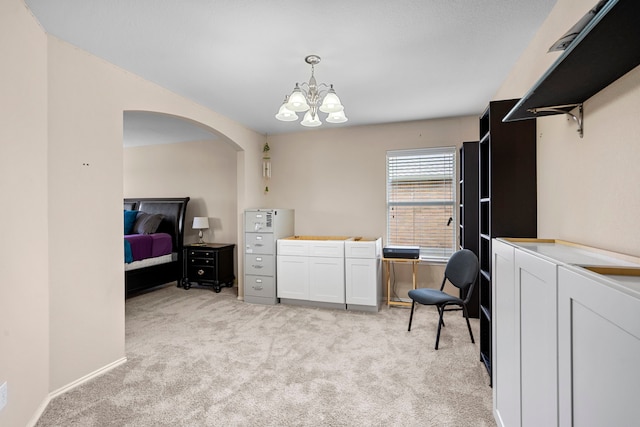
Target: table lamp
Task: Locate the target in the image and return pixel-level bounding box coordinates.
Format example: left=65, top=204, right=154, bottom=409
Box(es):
left=192, top=217, right=209, bottom=244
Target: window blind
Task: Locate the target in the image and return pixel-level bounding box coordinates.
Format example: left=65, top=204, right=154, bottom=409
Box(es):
left=386, top=147, right=456, bottom=261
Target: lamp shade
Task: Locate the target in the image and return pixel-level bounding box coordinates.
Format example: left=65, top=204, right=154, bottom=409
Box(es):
left=192, top=217, right=209, bottom=230
left=326, top=110, right=348, bottom=123
left=301, top=111, right=322, bottom=127
left=319, top=87, right=344, bottom=113
left=275, top=103, right=298, bottom=122
left=285, top=85, right=310, bottom=112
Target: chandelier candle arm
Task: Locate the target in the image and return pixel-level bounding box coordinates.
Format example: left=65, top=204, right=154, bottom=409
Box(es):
left=275, top=55, right=347, bottom=126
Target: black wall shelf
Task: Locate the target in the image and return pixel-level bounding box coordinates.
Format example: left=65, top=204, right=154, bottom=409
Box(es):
left=503, top=0, right=640, bottom=128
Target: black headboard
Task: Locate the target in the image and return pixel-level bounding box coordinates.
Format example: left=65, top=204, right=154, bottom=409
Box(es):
left=124, top=197, right=190, bottom=252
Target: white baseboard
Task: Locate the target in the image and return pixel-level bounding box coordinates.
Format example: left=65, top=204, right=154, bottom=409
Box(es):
left=26, top=395, right=51, bottom=427
left=50, top=357, right=127, bottom=399
left=28, top=357, right=127, bottom=427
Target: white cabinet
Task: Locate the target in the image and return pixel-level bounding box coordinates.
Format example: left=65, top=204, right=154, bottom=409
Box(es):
left=345, top=238, right=382, bottom=311
left=277, top=237, right=348, bottom=308
left=309, top=256, right=345, bottom=303
left=491, top=239, right=518, bottom=427
left=515, top=249, right=557, bottom=427
left=492, top=240, right=557, bottom=427
left=276, top=255, right=309, bottom=300
left=558, top=266, right=640, bottom=427
left=492, top=238, right=640, bottom=427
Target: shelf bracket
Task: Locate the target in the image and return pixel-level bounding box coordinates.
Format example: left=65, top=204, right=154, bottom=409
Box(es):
left=528, top=103, right=583, bottom=138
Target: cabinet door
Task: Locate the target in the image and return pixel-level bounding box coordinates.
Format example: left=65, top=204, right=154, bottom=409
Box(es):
left=558, top=267, right=640, bottom=427
left=515, top=249, right=557, bottom=427
left=276, top=255, right=309, bottom=300
left=492, top=239, right=519, bottom=427
left=345, top=258, right=379, bottom=306
left=309, top=256, right=345, bottom=304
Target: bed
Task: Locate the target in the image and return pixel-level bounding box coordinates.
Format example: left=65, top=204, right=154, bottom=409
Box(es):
left=124, top=197, right=190, bottom=297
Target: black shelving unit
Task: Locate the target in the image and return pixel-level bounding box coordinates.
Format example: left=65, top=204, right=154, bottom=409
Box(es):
left=459, top=141, right=479, bottom=318
left=479, top=99, right=537, bottom=382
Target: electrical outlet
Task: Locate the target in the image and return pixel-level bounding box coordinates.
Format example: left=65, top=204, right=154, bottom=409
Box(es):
left=0, top=381, right=7, bottom=411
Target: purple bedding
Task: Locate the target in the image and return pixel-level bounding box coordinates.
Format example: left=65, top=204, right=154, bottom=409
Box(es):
left=124, top=233, right=173, bottom=263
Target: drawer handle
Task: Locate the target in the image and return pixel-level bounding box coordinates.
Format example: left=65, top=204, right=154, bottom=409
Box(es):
left=253, top=285, right=263, bottom=291
left=252, top=265, right=263, bottom=269
left=197, top=269, right=205, bottom=276
left=255, top=243, right=263, bottom=247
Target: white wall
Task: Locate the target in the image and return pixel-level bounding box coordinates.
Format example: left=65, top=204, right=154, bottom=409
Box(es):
left=124, top=139, right=239, bottom=253
left=267, top=116, right=478, bottom=293
left=46, top=36, right=264, bottom=393
left=495, top=0, right=640, bottom=257
left=0, top=1, right=49, bottom=426
left=1, top=1, right=265, bottom=422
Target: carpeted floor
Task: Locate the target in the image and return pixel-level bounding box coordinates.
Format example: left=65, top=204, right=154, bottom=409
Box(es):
left=36, top=283, right=495, bottom=426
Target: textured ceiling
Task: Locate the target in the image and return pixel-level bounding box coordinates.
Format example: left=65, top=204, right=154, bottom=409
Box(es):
left=25, top=0, right=558, bottom=143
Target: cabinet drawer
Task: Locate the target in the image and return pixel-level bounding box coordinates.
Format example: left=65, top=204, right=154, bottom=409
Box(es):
left=187, top=265, right=215, bottom=281
left=189, top=257, right=215, bottom=267
left=245, top=211, right=273, bottom=233
left=277, top=240, right=309, bottom=256
left=245, top=254, right=274, bottom=276
left=188, top=249, right=216, bottom=259
left=345, top=239, right=381, bottom=259
left=245, top=233, right=274, bottom=254
left=309, top=241, right=344, bottom=258
left=244, top=275, right=275, bottom=298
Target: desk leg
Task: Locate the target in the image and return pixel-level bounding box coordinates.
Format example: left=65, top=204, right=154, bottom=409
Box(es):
left=412, top=261, right=417, bottom=291
left=386, top=260, right=391, bottom=306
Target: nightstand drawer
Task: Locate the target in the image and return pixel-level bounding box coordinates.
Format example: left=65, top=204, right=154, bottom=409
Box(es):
left=187, top=265, right=215, bottom=281
left=244, top=275, right=275, bottom=298
left=189, top=257, right=215, bottom=267
left=188, top=249, right=216, bottom=259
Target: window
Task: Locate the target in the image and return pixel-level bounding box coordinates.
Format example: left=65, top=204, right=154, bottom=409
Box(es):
left=386, top=147, right=456, bottom=261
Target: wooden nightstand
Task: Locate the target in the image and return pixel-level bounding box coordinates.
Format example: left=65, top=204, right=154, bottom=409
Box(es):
left=181, top=243, right=235, bottom=292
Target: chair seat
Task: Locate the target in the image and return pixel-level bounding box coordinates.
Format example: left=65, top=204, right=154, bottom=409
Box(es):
left=408, top=288, right=463, bottom=306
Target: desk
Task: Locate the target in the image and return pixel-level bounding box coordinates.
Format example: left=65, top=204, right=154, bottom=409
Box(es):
left=383, top=257, right=420, bottom=307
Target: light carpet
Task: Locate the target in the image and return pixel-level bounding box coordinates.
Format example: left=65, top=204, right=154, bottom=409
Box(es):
left=36, top=283, right=495, bottom=426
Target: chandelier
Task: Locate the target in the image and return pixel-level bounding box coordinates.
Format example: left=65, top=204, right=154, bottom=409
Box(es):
left=275, top=55, right=348, bottom=127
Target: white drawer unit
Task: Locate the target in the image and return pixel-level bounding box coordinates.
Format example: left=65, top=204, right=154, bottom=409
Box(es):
left=276, top=236, right=351, bottom=309
left=243, top=209, right=294, bottom=305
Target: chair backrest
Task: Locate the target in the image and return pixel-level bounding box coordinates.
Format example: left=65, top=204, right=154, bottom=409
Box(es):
left=444, top=249, right=479, bottom=290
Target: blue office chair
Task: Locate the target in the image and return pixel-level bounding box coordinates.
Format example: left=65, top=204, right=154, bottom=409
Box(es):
left=407, top=249, right=479, bottom=350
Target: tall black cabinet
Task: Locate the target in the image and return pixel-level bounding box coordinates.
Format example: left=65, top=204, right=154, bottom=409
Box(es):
left=458, top=141, right=479, bottom=318
left=479, top=99, right=537, bottom=381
